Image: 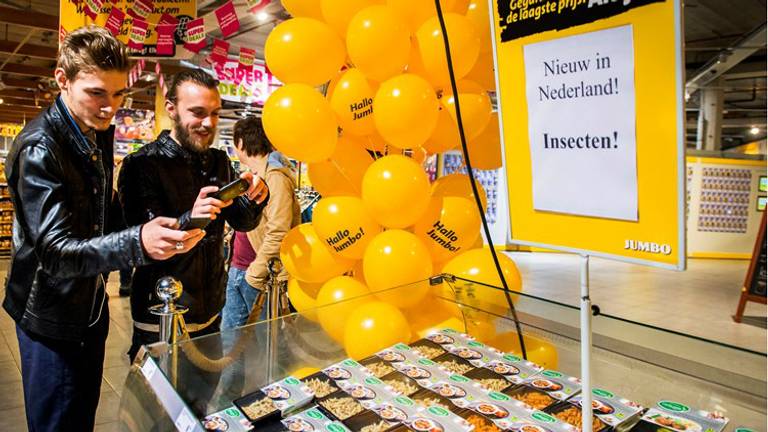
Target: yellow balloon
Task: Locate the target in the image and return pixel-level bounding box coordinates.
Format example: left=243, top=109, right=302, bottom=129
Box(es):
left=344, top=301, right=411, bottom=359
left=363, top=229, right=433, bottom=307
left=317, top=276, right=372, bottom=342
left=470, top=234, right=484, bottom=249
left=440, top=248, right=523, bottom=313
left=307, top=135, right=373, bottom=196
left=465, top=0, right=490, bottom=52
left=403, top=147, right=428, bottom=165
left=451, top=0, right=470, bottom=13
left=412, top=316, right=466, bottom=340
left=280, top=224, right=354, bottom=283
left=403, top=296, right=462, bottom=340
left=361, top=155, right=431, bottom=228
left=488, top=332, right=558, bottom=370
left=464, top=50, right=496, bottom=92
left=413, top=196, right=481, bottom=262
left=362, top=132, right=390, bottom=153
left=424, top=106, right=462, bottom=154
left=289, top=367, right=320, bottom=379
left=313, top=196, right=382, bottom=259
left=321, top=0, right=383, bottom=37
left=347, top=6, right=410, bottom=82
left=288, top=278, right=323, bottom=322
left=350, top=260, right=367, bottom=284
left=263, top=84, right=338, bottom=163
left=328, top=68, right=377, bottom=136
left=432, top=173, right=488, bottom=212
left=387, top=0, right=460, bottom=34
left=374, top=74, right=440, bottom=149
left=466, top=316, right=497, bottom=342
left=416, top=13, right=480, bottom=86
left=441, top=80, right=492, bottom=141
left=406, top=36, right=430, bottom=78
left=282, top=0, right=324, bottom=19
left=265, top=18, right=345, bottom=86
left=467, top=112, right=502, bottom=170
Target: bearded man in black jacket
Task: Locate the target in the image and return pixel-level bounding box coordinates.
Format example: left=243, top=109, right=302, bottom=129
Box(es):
left=118, top=70, right=268, bottom=401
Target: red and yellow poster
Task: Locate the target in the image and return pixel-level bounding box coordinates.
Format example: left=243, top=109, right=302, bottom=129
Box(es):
left=59, top=0, right=197, bottom=58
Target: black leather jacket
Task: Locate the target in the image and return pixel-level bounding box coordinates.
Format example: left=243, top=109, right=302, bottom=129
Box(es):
left=2, top=97, right=149, bottom=342
left=119, top=131, right=265, bottom=328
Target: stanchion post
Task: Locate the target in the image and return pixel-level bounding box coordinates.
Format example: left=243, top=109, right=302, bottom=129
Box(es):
left=580, top=255, right=592, bottom=432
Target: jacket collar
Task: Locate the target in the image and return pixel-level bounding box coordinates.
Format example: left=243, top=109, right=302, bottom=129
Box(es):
left=51, top=96, right=112, bottom=160
left=155, top=129, right=215, bottom=162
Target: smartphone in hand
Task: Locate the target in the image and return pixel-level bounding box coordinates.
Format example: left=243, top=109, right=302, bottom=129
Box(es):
left=209, top=178, right=250, bottom=201
left=179, top=216, right=211, bottom=230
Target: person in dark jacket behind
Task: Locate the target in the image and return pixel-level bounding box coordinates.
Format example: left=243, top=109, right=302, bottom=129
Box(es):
left=2, top=26, right=205, bottom=432
left=118, top=70, right=268, bottom=409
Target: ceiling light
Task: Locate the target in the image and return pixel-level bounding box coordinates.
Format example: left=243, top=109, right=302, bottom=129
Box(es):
left=749, top=126, right=760, bottom=135
left=256, top=12, right=269, bottom=22
left=0, top=98, right=4, bottom=105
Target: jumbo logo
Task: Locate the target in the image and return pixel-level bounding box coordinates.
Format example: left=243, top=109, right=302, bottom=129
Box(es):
left=624, top=239, right=672, bottom=255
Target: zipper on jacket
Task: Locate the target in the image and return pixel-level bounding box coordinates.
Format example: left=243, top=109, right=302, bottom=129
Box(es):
left=88, top=273, right=106, bottom=327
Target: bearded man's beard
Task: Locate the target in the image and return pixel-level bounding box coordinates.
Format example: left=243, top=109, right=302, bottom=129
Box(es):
left=172, top=115, right=215, bottom=153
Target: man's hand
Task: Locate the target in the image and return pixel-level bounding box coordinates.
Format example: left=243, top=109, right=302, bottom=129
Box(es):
left=191, top=186, right=233, bottom=220
left=240, top=171, right=268, bottom=204
left=140, top=217, right=206, bottom=260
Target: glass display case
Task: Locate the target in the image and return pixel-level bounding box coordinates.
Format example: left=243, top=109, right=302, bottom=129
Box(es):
left=117, top=275, right=766, bottom=432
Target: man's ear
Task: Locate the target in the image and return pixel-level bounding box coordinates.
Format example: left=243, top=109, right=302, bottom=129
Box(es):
left=165, top=99, right=175, bottom=117
left=54, top=68, right=69, bottom=92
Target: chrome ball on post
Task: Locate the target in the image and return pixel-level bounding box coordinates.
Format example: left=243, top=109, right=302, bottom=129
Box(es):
left=155, top=276, right=183, bottom=304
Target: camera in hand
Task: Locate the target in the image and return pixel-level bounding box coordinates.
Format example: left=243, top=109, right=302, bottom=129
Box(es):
left=209, top=178, right=250, bottom=201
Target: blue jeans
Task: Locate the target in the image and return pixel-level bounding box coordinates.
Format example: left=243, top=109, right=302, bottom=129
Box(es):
left=221, top=267, right=266, bottom=330
left=17, top=306, right=108, bottom=432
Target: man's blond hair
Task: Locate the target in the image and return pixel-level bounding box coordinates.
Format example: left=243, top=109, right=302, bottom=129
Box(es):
left=57, top=25, right=131, bottom=81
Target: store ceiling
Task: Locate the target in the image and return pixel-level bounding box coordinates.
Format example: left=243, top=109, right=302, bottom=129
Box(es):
left=0, top=0, right=765, bottom=152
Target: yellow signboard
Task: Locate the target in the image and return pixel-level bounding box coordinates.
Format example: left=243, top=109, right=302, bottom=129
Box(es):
left=0, top=123, right=23, bottom=138
left=59, top=0, right=196, bottom=57
left=491, top=0, right=685, bottom=269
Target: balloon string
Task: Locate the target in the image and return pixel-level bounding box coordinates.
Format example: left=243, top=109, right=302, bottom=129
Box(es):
left=432, top=0, right=528, bottom=360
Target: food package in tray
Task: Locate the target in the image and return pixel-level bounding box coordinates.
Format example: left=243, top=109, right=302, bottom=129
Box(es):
left=281, top=405, right=351, bottom=432
left=631, top=400, right=728, bottom=432
left=261, top=376, right=315, bottom=415
left=466, top=390, right=579, bottom=432
left=426, top=329, right=545, bottom=384
left=203, top=406, right=254, bottom=431
left=376, top=343, right=424, bottom=364
left=564, top=388, right=644, bottom=430
left=323, top=358, right=408, bottom=410
left=518, top=370, right=582, bottom=402
left=402, top=405, right=475, bottom=432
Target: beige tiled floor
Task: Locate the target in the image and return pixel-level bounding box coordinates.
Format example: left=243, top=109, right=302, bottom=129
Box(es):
left=0, top=254, right=764, bottom=431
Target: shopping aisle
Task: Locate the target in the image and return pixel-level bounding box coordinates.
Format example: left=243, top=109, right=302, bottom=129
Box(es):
left=506, top=251, right=767, bottom=353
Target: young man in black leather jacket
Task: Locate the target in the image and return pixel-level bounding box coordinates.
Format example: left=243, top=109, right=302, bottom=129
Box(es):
left=118, top=71, right=268, bottom=409
left=2, top=27, right=205, bottom=432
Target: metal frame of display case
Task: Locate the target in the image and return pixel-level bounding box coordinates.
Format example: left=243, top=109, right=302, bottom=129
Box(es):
left=117, top=275, right=766, bottom=432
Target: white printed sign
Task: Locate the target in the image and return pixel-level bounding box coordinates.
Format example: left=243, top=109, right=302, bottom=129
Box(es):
left=523, top=25, right=638, bottom=221
left=209, top=60, right=282, bottom=105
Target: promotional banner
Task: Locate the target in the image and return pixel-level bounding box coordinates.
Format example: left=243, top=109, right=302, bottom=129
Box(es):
left=492, top=0, right=685, bottom=269
left=59, top=0, right=197, bottom=58
left=210, top=60, right=282, bottom=106
left=215, top=0, right=241, bottom=38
